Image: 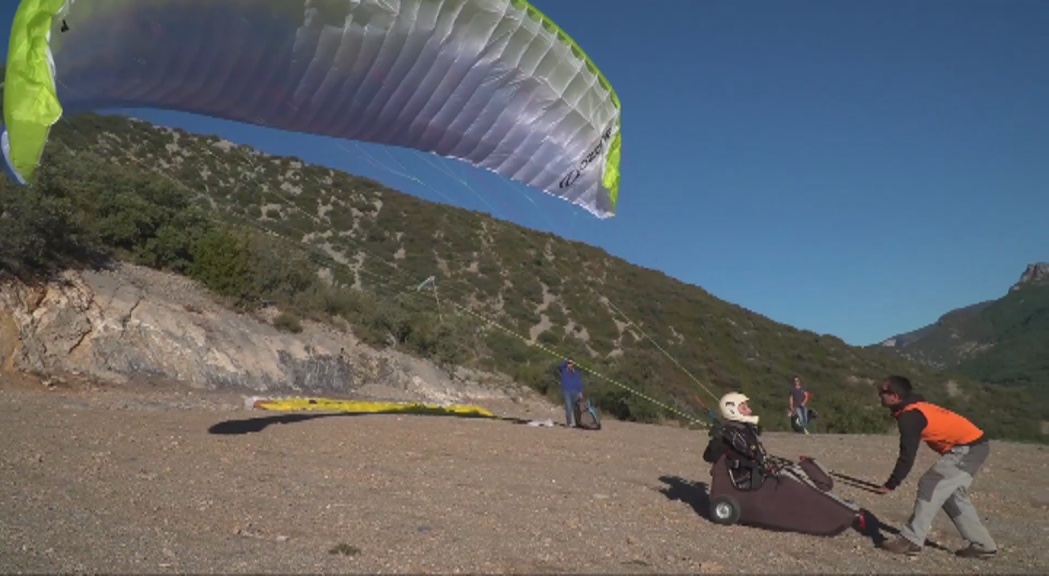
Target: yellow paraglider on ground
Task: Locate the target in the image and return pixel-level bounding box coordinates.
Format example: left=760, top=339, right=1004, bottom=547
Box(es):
left=249, top=395, right=497, bottom=418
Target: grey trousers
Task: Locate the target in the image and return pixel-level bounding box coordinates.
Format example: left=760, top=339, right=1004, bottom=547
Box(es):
left=899, top=441, right=996, bottom=551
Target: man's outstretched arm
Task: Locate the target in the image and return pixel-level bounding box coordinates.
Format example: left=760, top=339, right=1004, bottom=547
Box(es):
left=884, top=410, right=927, bottom=490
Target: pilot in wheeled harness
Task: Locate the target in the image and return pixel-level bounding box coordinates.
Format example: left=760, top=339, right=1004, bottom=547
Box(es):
left=702, top=392, right=866, bottom=537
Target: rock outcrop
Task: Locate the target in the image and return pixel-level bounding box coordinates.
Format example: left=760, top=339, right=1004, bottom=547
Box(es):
left=0, top=263, right=529, bottom=405
left=1011, top=262, right=1049, bottom=291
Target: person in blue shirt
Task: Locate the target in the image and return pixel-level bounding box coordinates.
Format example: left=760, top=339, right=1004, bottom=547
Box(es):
left=556, top=357, right=585, bottom=427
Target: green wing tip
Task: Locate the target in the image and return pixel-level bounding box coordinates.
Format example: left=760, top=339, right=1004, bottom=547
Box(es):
left=516, top=0, right=620, bottom=111
left=4, top=0, right=68, bottom=185
left=603, top=129, right=622, bottom=212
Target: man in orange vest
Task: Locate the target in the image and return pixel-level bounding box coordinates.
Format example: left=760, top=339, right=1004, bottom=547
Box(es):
left=873, top=375, right=997, bottom=558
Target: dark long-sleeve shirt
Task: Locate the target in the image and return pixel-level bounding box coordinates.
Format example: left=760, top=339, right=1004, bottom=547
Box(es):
left=703, top=422, right=764, bottom=466
left=884, top=401, right=929, bottom=490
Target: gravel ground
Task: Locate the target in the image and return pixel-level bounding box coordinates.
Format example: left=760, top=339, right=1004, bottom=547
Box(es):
left=2, top=374, right=1047, bottom=574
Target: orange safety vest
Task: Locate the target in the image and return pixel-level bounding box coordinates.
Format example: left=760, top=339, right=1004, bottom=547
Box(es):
left=894, top=401, right=985, bottom=454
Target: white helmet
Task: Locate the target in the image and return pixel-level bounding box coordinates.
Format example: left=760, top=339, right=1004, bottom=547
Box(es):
left=719, top=392, right=759, bottom=425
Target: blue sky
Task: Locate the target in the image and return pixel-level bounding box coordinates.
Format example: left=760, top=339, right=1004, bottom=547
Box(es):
left=2, top=0, right=1047, bottom=346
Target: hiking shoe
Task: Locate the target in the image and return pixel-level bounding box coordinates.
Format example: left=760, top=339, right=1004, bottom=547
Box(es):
left=955, top=544, right=996, bottom=559
left=879, top=536, right=921, bottom=555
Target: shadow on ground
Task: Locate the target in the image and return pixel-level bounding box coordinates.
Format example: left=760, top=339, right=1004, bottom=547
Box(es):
left=855, top=508, right=954, bottom=553
left=657, top=475, right=711, bottom=520
left=208, top=412, right=362, bottom=435
left=207, top=411, right=540, bottom=436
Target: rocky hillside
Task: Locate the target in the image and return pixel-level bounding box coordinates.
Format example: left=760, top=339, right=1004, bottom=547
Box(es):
left=2, top=111, right=1047, bottom=443
left=876, top=263, right=1049, bottom=389
left=0, top=262, right=534, bottom=408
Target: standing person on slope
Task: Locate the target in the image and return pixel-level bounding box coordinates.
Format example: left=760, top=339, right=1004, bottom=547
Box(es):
left=788, top=376, right=813, bottom=433
left=873, top=375, right=997, bottom=559
left=556, top=358, right=585, bottom=428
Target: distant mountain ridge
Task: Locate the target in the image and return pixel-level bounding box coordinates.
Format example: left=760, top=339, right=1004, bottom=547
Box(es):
left=876, top=300, right=994, bottom=353
left=876, top=262, right=1049, bottom=387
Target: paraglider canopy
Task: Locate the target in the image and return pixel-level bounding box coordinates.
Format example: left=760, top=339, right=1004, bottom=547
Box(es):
left=2, top=0, right=622, bottom=219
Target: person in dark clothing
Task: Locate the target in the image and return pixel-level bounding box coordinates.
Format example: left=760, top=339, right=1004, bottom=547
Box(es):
left=556, top=358, right=584, bottom=427
left=703, top=392, right=772, bottom=490
left=787, top=376, right=813, bottom=433
left=873, top=375, right=997, bottom=558
left=703, top=391, right=863, bottom=536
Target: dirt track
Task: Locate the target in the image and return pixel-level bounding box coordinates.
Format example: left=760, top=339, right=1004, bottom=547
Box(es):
left=1, top=374, right=1047, bottom=574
